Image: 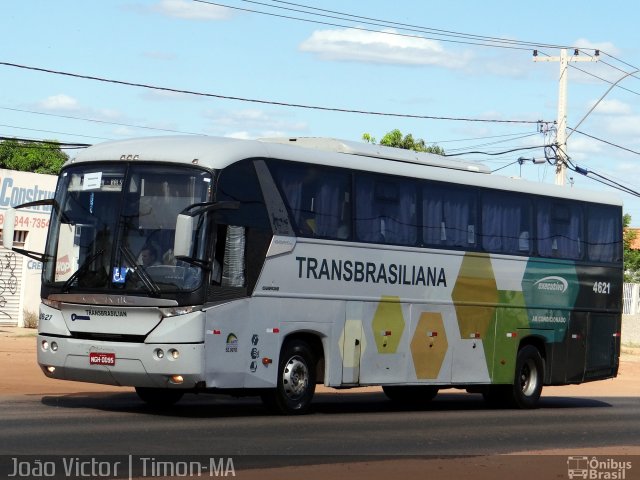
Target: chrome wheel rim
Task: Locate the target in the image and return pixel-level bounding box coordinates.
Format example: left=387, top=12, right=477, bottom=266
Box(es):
left=520, top=358, right=538, bottom=397
left=282, top=355, right=309, bottom=401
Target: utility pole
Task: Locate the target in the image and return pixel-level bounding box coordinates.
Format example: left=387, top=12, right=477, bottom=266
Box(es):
left=533, top=49, right=598, bottom=186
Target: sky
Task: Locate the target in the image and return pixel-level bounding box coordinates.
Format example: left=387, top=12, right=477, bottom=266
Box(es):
left=2, top=1, right=640, bottom=221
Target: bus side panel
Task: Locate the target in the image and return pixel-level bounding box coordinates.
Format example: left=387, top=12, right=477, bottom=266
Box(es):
left=357, top=298, right=411, bottom=385
left=204, top=299, right=257, bottom=389
left=407, top=304, right=455, bottom=385
left=584, top=313, right=620, bottom=380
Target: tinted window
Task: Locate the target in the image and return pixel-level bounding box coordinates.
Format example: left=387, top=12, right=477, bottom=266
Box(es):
left=587, top=205, right=621, bottom=262
left=423, top=184, right=476, bottom=248
left=355, top=173, right=417, bottom=245
left=481, top=192, right=532, bottom=255
left=216, top=159, right=270, bottom=229
left=270, top=161, right=351, bottom=240
left=537, top=199, right=584, bottom=259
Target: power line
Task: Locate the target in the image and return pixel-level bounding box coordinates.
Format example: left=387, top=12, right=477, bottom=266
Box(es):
left=444, top=144, right=546, bottom=157
left=535, top=50, right=640, bottom=97
left=0, top=136, right=90, bottom=149
left=0, top=123, right=112, bottom=141
left=0, top=61, right=540, bottom=124
left=430, top=130, right=538, bottom=144
left=579, top=49, right=640, bottom=83
left=444, top=132, right=540, bottom=154
left=569, top=127, right=640, bottom=156
left=601, top=51, right=640, bottom=76
left=0, top=106, right=205, bottom=136
left=257, top=0, right=640, bottom=95
left=197, top=0, right=577, bottom=52
left=240, top=0, right=574, bottom=50
left=491, top=160, right=520, bottom=173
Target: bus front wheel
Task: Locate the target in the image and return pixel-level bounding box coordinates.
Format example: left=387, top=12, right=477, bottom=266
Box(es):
left=135, top=387, right=184, bottom=407
left=261, top=340, right=317, bottom=415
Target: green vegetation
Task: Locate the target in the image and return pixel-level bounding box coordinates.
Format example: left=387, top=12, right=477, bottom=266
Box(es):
left=0, top=139, right=68, bottom=175
left=362, top=129, right=445, bottom=155
left=624, top=213, right=640, bottom=283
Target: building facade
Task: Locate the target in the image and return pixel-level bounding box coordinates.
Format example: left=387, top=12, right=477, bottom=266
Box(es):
left=0, top=168, right=57, bottom=327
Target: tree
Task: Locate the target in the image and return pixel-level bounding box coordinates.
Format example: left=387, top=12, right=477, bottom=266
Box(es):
left=362, top=129, right=445, bottom=155
left=0, top=139, right=68, bottom=175
left=623, top=213, right=640, bottom=282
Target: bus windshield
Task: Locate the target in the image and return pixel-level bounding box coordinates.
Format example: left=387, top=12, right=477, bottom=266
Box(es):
left=43, top=163, right=213, bottom=295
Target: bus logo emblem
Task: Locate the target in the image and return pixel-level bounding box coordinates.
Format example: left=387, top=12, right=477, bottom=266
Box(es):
left=533, top=276, right=568, bottom=293
left=225, top=333, right=238, bottom=353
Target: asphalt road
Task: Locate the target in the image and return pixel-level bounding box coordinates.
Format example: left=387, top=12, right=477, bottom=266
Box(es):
left=2, top=389, right=639, bottom=467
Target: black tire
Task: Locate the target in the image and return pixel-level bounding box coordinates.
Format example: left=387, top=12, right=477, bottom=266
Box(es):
left=483, top=345, right=544, bottom=409
left=261, top=340, right=317, bottom=415
left=512, top=345, right=544, bottom=409
left=135, top=387, right=184, bottom=407
left=382, top=385, right=439, bottom=404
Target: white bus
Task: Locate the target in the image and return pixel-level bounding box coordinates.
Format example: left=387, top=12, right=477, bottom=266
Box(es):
left=4, top=136, right=623, bottom=414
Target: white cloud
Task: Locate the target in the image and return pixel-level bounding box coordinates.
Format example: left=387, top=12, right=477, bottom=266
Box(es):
left=112, top=126, right=138, bottom=137
left=589, top=99, right=633, bottom=115
left=603, top=115, right=640, bottom=137
left=38, top=94, right=81, bottom=111
left=153, top=0, right=231, bottom=20
left=225, top=131, right=252, bottom=140
left=299, top=28, right=471, bottom=68
left=204, top=108, right=308, bottom=137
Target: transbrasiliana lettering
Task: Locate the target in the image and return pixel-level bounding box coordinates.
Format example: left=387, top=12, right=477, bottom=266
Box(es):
left=295, top=256, right=446, bottom=287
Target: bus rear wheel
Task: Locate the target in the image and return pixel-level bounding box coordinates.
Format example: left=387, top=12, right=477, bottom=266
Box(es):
left=135, top=387, right=184, bottom=407
left=483, top=345, right=544, bottom=409
left=513, top=345, right=544, bottom=408
left=261, top=340, right=317, bottom=415
left=382, top=385, right=439, bottom=404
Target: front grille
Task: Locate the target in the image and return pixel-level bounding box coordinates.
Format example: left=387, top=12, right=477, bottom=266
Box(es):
left=70, top=332, right=146, bottom=343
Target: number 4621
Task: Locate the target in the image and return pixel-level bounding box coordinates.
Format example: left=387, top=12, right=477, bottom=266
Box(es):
left=592, top=282, right=611, bottom=294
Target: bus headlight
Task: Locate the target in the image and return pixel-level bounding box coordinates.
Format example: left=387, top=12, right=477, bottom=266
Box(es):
left=169, top=349, right=180, bottom=360
left=154, top=348, right=165, bottom=359
left=41, top=340, right=49, bottom=351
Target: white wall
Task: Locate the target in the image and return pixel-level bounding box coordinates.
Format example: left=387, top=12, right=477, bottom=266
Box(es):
left=0, top=169, right=57, bottom=326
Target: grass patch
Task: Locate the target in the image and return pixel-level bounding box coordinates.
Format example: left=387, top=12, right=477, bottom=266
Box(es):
left=23, top=310, right=38, bottom=329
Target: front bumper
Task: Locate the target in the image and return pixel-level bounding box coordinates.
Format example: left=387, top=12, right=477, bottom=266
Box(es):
left=37, top=335, right=205, bottom=389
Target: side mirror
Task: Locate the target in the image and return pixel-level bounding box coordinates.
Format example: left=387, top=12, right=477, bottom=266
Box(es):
left=173, top=214, right=195, bottom=258
left=172, top=201, right=240, bottom=261
left=2, top=208, right=15, bottom=249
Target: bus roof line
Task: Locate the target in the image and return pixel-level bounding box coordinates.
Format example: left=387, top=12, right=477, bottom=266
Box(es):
left=257, top=137, right=491, bottom=174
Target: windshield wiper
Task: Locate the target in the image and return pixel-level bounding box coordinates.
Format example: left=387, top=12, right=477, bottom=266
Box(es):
left=61, top=249, right=105, bottom=293
left=120, top=246, right=161, bottom=297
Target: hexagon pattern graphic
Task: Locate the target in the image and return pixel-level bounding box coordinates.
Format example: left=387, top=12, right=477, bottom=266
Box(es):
left=452, top=253, right=498, bottom=339
left=372, top=296, right=405, bottom=354
left=410, top=312, right=448, bottom=379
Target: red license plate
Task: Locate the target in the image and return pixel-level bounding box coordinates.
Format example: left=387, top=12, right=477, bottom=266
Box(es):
left=89, top=352, right=116, bottom=366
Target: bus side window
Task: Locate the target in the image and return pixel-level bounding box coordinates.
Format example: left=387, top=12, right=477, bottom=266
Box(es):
left=270, top=161, right=351, bottom=240
left=587, top=205, right=621, bottom=262
left=481, top=192, right=532, bottom=255
left=537, top=200, right=584, bottom=259
left=355, top=174, right=416, bottom=245
left=423, top=185, right=475, bottom=248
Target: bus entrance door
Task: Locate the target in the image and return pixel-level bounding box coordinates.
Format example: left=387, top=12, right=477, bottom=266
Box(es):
left=341, top=302, right=365, bottom=384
